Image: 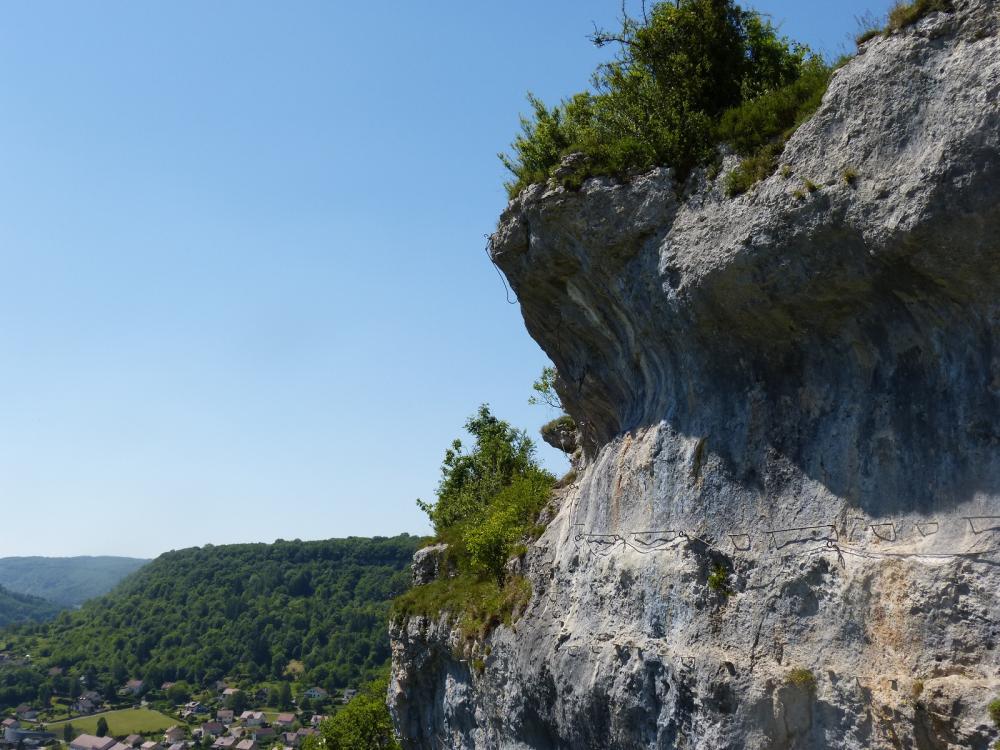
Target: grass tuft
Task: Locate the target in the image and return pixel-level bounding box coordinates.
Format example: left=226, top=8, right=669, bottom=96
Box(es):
left=391, top=573, right=532, bottom=642
left=888, top=0, right=954, bottom=32
left=786, top=667, right=817, bottom=692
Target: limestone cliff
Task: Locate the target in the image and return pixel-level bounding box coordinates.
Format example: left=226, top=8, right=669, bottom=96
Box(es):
left=391, top=1, right=1000, bottom=747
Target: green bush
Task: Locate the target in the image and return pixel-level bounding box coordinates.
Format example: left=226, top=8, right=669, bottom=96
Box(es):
left=464, top=473, right=553, bottom=585
left=501, top=0, right=828, bottom=198
left=707, top=564, right=732, bottom=597
left=305, top=677, right=399, bottom=750
left=989, top=697, right=1000, bottom=726
left=417, top=405, right=543, bottom=534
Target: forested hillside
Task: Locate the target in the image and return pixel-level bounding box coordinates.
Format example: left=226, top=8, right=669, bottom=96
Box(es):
left=0, top=556, right=148, bottom=606
left=0, top=585, right=61, bottom=628
left=0, top=536, right=422, bottom=710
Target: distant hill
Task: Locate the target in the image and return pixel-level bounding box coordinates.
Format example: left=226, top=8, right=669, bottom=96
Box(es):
left=0, top=584, right=62, bottom=627
left=0, top=556, right=149, bottom=606
left=0, top=536, right=422, bottom=710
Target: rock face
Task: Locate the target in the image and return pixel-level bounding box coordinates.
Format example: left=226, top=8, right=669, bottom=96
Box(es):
left=390, top=2, right=1000, bottom=748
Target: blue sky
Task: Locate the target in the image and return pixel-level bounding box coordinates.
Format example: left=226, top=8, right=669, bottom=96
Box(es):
left=0, top=1, right=894, bottom=558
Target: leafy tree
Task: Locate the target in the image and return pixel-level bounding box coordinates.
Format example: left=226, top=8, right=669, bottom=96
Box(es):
left=528, top=367, right=562, bottom=410
left=307, top=678, right=399, bottom=750
left=166, top=681, right=192, bottom=704
left=63, top=723, right=74, bottom=743
left=225, top=690, right=248, bottom=715
left=417, top=405, right=539, bottom=533
left=96, top=717, right=109, bottom=738
left=0, top=536, right=422, bottom=714
left=278, top=682, right=293, bottom=711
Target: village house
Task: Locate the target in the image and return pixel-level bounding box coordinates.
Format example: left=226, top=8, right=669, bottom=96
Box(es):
left=71, top=735, right=117, bottom=750
left=140, top=740, right=162, bottom=750
left=161, top=682, right=176, bottom=691
left=216, top=709, right=234, bottom=725
left=197, top=722, right=224, bottom=739
left=302, top=687, right=327, bottom=701
left=163, top=727, right=186, bottom=744
left=274, top=714, right=296, bottom=729
left=235, top=740, right=256, bottom=750
left=123, top=679, right=145, bottom=696
left=4, top=727, right=56, bottom=747
left=280, top=733, right=299, bottom=748
left=251, top=727, right=275, bottom=742
left=228, top=728, right=246, bottom=740
left=108, top=741, right=133, bottom=750
left=0, top=721, right=18, bottom=732
left=340, top=689, right=357, bottom=705
left=221, top=688, right=240, bottom=698
left=294, top=728, right=316, bottom=741
left=125, top=735, right=143, bottom=748
left=211, top=738, right=236, bottom=750
left=14, top=705, right=37, bottom=721
left=74, top=689, right=102, bottom=711
left=167, top=742, right=187, bottom=750
left=308, top=716, right=326, bottom=728
left=238, top=712, right=264, bottom=727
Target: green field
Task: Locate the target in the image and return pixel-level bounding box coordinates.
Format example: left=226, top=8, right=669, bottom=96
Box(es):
left=44, top=708, right=177, bottom=737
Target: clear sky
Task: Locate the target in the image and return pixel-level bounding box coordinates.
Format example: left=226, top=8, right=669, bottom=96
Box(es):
left=0, top=0, right=894, bottom=558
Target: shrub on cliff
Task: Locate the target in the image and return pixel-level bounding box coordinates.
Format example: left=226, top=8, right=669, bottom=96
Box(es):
left=501, top=0, right=829, bottom=197
left=416, top=405, right=553, bottom=585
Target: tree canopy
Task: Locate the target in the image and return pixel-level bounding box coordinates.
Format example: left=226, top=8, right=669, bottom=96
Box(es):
left=0, top=536, right=422, bottom=711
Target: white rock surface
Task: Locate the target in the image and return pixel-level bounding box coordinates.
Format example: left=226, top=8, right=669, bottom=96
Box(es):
left=391, top=2, right=1000, bottom=747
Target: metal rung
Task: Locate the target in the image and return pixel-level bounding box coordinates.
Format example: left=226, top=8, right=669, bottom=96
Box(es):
left=729, top=533, right=751, bottom=551
left=965, top=516, right=1000, bottom=534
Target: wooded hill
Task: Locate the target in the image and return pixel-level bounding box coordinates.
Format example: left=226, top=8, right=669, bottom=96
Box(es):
left=0, top=585, right=61, bottom=628
left=0, top=536, right=422, bottom=710
left=0, top=556, right=149, bottom=607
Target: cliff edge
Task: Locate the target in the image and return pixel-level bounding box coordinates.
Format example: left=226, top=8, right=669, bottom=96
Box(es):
left=392, top=1, right=1000, bottom=747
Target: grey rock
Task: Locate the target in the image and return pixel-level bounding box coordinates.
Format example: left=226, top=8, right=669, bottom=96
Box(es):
left=552, top=152, right=589, bottom=180
left=411, top=544, right=449, bottom=587
left=391, top=1, right=1000, bottom=748
left=540, top=417, right=578, bottom=456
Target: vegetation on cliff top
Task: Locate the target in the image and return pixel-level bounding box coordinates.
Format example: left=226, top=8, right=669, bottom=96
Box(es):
left=857, top=0, right=955, bottom=44
left=500, top=0, right=832, bottom=197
